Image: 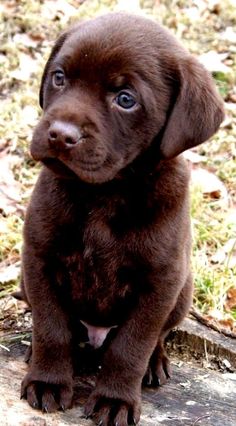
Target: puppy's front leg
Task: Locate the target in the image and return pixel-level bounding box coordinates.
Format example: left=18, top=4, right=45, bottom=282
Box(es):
left=85, top=279, right=182, bottom=426
left=21, top=251, right=73, bottom=413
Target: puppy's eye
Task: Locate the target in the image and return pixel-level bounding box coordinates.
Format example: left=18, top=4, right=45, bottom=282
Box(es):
left=52, top=70, right=65, bottom=87
left=115, top=92, right=136, bottom=109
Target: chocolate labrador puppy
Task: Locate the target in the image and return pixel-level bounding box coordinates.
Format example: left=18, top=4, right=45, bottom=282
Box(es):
left=20, top=12, right=224, bottom=426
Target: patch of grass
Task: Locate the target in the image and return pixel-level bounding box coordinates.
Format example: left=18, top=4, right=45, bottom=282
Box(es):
left=0, top=215, right=23, bottom=263
left=191, top=184, right=236, bottom=321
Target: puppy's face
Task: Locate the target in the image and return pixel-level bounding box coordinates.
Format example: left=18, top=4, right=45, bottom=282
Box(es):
left=31, top=13, right=224, bottom=183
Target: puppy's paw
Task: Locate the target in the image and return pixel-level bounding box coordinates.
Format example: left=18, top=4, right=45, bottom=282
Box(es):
left=84, top=389, right=141, bottom=426
left=21, top=373, right=73, bottom=413
left=143, top=351, right=171, bottom=387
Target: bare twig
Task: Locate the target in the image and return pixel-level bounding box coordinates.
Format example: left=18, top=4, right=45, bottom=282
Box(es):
left=190, top=307, right=236, bottom=339
left=192, top=414, right=211, bottom=425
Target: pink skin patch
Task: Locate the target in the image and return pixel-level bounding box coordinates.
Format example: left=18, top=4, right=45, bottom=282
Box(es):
left=81, top=320, right=117, bottom=348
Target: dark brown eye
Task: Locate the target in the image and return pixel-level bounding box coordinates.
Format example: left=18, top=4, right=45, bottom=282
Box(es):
left=52, top=70, right=65, bottom=87
left=115, top=91, right=136, bottom=109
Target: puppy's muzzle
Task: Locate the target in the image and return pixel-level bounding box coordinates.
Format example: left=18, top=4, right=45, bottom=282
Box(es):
left=48, top=121, right=84, bottom=150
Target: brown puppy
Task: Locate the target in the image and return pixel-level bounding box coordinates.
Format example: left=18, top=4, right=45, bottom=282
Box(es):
left=20, top=12, right=224, bottom=426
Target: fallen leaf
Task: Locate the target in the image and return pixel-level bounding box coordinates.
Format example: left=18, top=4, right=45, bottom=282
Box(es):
left=223, top=373, right=236, bottom=381
left=221, top=116, right=233, bottom=129
left=205, top=314, right=236, bottom=333
left=225, top=102, right=236, bottom=113
left=184, top=6, right=201, bottom=21
left=220, top=27, right=236, bottom=43
left=222, top=359, right=231, bottom=369
left=10, top=52, right=38, bottom=82
left=0, top=53, right=7, bottom=64
left=211, top=249, right=226, bottom=264
left=13, top=33, right=39, bottom=48
left=0, top=261, right=20, bottom=284
left=199, top=51, right=231, bottom=74
left=211, top=238, right=236, bottom=266
left=41, top=0, right=77, bottom=21
left=180, top=381, right=191, bottom=388
left=183, top=150, right=207, bottom=164
left=207, top=309, right=224, bottom=321
left=191, top=168, right=228, bottom=201
left=225, top=287, right=236, bottom=311
left=0, top=150, right=22, bottom=214
left=116, top=0, right=141, bottom=12
left=218, top=318, right=235, bottom=331
left=20, top=105, right=39, bottom=127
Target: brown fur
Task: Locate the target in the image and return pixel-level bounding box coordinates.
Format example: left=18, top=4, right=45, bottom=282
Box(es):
left=20, top=12, right=224, bottom=425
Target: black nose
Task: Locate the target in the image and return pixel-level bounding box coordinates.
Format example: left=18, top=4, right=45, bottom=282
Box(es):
left=48, top=121, right=81, bottom=148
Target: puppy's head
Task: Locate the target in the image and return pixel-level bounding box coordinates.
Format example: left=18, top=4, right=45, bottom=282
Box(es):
left=31, top=13, right=224, bottom=183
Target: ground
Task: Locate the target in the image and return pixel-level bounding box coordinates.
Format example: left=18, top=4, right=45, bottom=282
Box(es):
left=1, top=321, right=236, bottom=425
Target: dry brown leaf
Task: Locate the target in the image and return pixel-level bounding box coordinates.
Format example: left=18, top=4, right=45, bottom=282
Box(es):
left=218, top=318, right=235, bottom=332
left=225, top=288, right=236, bottom=312
left=13, top=33, right=39, bottom=48
left=205, top=315, right=236, bottom=333
left=191, top=168, right=228, bottom=201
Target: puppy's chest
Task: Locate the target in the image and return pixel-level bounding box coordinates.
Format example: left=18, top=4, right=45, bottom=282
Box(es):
left=55, top=186, right=157, bottom=322
left=57, top=211, right=140, bottom=323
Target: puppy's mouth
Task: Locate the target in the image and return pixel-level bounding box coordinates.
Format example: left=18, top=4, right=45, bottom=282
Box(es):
left=40, top=154, right=124, bottom=184
left=41, top=155, right=106, bottom=182
left=41, top=158, right=78, bottom=179
left=36, top=146, right=122, bottom=183
left=31, top=120, right=124, bottom=183
left=59, top=154, right=124, bottom=184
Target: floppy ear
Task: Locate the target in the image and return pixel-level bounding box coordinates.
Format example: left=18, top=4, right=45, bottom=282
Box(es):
left=39, top=32, right=68, bottom=109
left=159, top=56, right=225, bottom=159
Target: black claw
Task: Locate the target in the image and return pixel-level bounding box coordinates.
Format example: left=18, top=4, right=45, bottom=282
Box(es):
left=32, top=401, right=39, bottom=409
left=85, top=410, right=93, bottom=419
left=143, top=372, right=152, bottom=387
left=97, top=421, right=103, bottom=426
left=42, top=404, right=48, bottom=413
left=164, top=367, right=170, bottom=379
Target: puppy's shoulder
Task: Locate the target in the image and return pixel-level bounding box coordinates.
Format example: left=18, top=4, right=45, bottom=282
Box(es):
left=121, top=156, right=191, bottom=223
left=153, top=156, right=190, bottom=205
left=24, top=167, right=73, bottom=234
